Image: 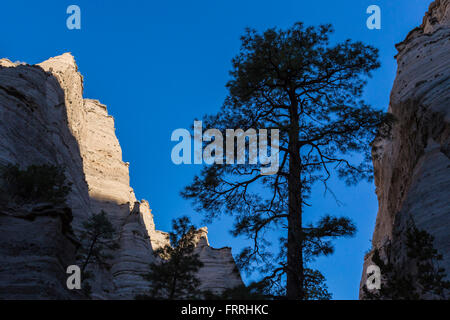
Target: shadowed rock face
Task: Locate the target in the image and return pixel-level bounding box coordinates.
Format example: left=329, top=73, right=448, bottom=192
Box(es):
left=0, top=205, right=82, bottom=299
left=0, top=54, right=242, bottom=299
left=360, top=0, right=450, bottom=298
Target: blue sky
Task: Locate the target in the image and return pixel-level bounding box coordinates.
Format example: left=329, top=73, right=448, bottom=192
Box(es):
left=1, top=0, right=432, bottom=299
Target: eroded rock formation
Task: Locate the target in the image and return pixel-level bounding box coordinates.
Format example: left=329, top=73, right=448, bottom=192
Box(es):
left=360, top=0, right=450, bottom=298
left=0, top=54, right=242, bottom=299
left=193, top=228, right=244, bottom=294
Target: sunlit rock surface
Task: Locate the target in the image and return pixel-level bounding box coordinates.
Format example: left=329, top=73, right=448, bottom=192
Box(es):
left=0, top=54, right=243, bottom=299
left=193, top=228, right=244, bottom=294
left=360, top=0, right=450, bottom=298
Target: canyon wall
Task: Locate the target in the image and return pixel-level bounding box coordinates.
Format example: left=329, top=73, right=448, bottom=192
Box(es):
left=360, top=0, right=450, bottom=298
left=0, top=54, right=242, bottom=299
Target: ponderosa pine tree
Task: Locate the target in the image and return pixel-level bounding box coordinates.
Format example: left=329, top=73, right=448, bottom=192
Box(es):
left=79, top=210, right=119, bottom=273
left=139, top=216, right=204, bottom=299
left=182, top=22, right=392, bottom=299
left=78, top=210, right=119, bottom=294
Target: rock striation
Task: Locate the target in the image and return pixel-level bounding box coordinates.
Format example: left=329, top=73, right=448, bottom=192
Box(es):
left=360, top=0, right=450, bottom=298
left=0, top=54, right=242, bottom=299
left=0, top=204, right=82, bottom=299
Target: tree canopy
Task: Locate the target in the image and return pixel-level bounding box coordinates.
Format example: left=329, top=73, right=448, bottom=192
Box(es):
left=182, top=22, right=392, bottom=299
left=140, top=216, right=204, bottom=299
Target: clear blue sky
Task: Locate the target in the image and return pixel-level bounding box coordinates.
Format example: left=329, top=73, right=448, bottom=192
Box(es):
left=1, top=0, right=432, bottom=299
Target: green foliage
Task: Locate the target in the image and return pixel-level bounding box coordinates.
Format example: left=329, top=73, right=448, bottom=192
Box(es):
left=303, top=216, right=357, bottom=260
left=303, top=268, right=333, bottom=300
left=182, top=21, right=387, bottom=299
left=78, top=210, right=119, bottom=271
left=0, top=163, right=71, bottom=205
left=406, top=226, right=449, bottom=297
left=77, top=210, right=119, bottom=296
left=139, top=216, right=204, bottom=300
left=363, top=224, right=449, bottom=300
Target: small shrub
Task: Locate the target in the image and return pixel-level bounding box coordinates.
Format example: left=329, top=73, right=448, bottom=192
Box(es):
left=0, top=163, right=71, bottom=205
left=362, top=223, right=449, bottom=300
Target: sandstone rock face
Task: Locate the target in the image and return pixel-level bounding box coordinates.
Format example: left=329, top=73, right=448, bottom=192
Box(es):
left=0, top=56, right=92, bottom=223
left=0, top=54, right=242, bottom=299
left=360, top=0, right=450, bottom=298
left=0, top=204, right=82, bottom=299
left=193, top=228, right=244, bottom=294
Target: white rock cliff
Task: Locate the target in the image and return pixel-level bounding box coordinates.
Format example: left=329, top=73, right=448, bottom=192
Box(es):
left=360, top=0, right=450, bottom=298
left=0, top=54, right=243, bottom=299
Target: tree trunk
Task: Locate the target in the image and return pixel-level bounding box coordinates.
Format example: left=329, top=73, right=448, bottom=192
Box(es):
left=286, top=95, right=304, bottom=300
left=81, top=235, right=98, bottom=274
